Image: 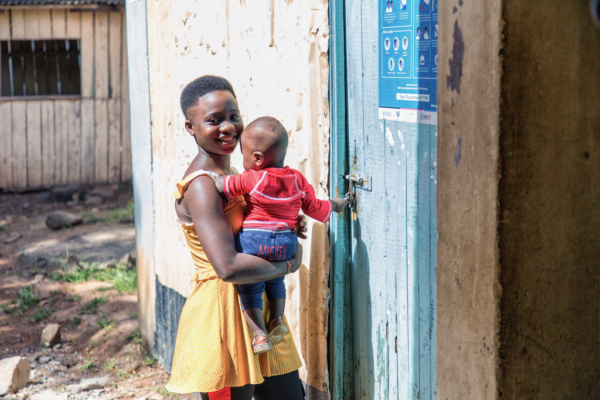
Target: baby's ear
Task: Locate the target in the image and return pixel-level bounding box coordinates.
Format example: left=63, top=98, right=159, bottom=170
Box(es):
left=253, top=151, right=264, bottom=166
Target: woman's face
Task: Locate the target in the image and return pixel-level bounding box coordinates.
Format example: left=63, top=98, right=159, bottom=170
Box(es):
left=185, top=90, right=244, bottom=155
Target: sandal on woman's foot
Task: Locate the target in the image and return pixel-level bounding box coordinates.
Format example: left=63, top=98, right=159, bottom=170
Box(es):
left=268, top=317, right=289, bottom=346
left=252, top=332, right=273, bottom=354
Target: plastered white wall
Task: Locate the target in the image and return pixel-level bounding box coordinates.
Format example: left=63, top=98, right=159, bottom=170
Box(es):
left=146, top=0, right=331, bottom=394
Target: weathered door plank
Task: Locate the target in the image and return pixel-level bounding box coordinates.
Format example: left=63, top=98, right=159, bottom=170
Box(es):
left=41, top=100, right=55, bottom=186
left=51, top=10, right=66, bottom=38
left=26, top=101, right=42, bottom=187
left=81, top=99, right=95, bottom=183
left=66, top=100, right=81, bottom=184
left=54, top=101, right=68, bottom=185
left=120, top=12, right=132, bottom=182
left=94, top=12, right=109, bottom=99
left=80, top=13, right=94, bottom=97
left=94, top=99, right=108, bottom=182
left=107, top=98, right=121, bottom=183
left=0, top=102, right=13, bottom=188
left=11, top=101, right=27, bottom=187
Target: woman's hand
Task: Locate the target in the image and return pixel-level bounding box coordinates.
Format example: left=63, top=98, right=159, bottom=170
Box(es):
left=289, top=243, right=303, bottom=273
left=295, top=215, right=308, bottom=239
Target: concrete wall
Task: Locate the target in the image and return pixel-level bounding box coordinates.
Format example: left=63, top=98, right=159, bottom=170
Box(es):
left=437, top=0, right=599, bottom=399
left=498, top=1, right=600, bottom=398
left=437, top=0, right=502, bottom=398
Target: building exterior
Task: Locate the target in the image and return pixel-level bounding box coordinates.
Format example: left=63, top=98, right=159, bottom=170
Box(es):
left=0, top=0, right=130, bottom=190
left=125, top=1, right=599, bottom=399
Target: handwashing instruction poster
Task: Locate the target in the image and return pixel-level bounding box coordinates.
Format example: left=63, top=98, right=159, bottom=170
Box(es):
left=379, top=0, right=438, bottom=122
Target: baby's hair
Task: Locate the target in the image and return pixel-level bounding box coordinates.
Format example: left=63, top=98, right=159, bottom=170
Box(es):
left=246, top=116, right=289, bottom=155
left=180, top=75, right=236, bottom=119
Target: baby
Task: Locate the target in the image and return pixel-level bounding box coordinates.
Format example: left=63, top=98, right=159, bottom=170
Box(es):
left=215, top=116, right=347, bottom=354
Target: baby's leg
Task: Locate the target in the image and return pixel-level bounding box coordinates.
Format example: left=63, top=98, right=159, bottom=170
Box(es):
left=264, top=276, right=286, bottom=324
left=237, top=282, right=270, bottom=351
left=264, top=277, right=289, bottom=345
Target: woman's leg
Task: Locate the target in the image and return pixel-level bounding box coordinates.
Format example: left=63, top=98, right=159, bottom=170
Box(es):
left=195, top=384, right=255, bottom=400
left=253, top=370, right=305, bottom=400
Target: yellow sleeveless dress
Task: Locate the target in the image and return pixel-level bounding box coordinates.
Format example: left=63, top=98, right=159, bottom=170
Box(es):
left=166, top=170, right=302, bottom=394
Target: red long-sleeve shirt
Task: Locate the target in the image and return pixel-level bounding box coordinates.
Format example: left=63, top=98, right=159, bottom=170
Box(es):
left=223, top=166, right=333, bottom=231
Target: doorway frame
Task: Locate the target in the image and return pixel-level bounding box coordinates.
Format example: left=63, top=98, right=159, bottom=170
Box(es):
left=329, top=1, right=352, bottom=399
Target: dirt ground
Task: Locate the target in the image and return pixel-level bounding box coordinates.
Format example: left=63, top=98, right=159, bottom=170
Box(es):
left=0, top=186, right=192, bottom=400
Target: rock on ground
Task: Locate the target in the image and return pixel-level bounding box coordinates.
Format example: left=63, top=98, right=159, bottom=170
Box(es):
left=64, top=254, right=82, bottom=274
left=68, top=375, right=110, bottom=393
left=45, top=211, right=83, bottom=230
left=40, top=324, right=61, bottom=347
left=30, top=390, right=69, bottom=400
left=0, top=356, right=30, bottom=395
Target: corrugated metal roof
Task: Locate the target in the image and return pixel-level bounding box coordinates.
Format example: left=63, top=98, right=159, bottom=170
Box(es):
left=0, top=0, right=124, bottom=5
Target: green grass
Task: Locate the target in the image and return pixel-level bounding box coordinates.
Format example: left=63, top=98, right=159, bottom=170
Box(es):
left=117, top=370, right=129, bottom=381
left=144, top=356, right=155, bottom=366
left=79, top=296, right=108, bottom=315
left=97, top=312, right=116, bottom=331
left=126, top=329, right=143, bottom=345
left=29, top=307, right=53, bottom=323
left=103, top=357, right=117, bottom=373
left=51, top=263, right=137, bottom=294
left=7, top=286, right=39, bottom=316
left=105, top=201, right=134, bottom=222
left=78, top=359, right=96, bottom=371
left=84, top=201, right=134, bottom=225
left=72, top=316, right=81, bottom=327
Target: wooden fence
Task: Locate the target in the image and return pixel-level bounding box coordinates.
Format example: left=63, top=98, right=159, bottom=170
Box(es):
left=0, top=9, right=131, bottom=190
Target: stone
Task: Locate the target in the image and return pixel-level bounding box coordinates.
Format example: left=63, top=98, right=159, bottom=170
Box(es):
left=38, top=356, right=50, bottom=364
left=45, top=211, right=83, bottom=230
left=33, top=273, right=45, bottom=283
left=126, top=361, right=141, bottom=374
left=2, top=232, right=22, bottom=244
left=97, top=260, right=117, bottom=270
left=89, top=184, right=119, bottom=199
left=50, top=186, right=81, bottom=203
left=119, top=253, right=136, bottom=268
left=68, top=376, right=110, bottom=393
left=85, top=196, right=103, bottom=206
left=30, top=391, right=69, bottom=400
left=64, top=254, right=81, bottom=274
left=0, top=356, right=30, bottom=395
left=40, top=323, right=61, bottom=347
left=31, top=281, right=51, bottom=300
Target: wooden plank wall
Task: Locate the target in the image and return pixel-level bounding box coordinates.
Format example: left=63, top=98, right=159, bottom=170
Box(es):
left=0, top=9, right=132, bottom=190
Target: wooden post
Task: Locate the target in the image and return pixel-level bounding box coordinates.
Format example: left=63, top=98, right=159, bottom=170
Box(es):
left=125, top=0, right=156, bottom=348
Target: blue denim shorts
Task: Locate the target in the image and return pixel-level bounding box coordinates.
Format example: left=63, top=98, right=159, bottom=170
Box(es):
left=235, top=229, right=297, bottom=310
left=234, top=229, right=297, bottom=262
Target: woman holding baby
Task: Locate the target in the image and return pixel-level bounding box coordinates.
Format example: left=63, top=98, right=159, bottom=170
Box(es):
left=165, top=76, right=308, bottom=400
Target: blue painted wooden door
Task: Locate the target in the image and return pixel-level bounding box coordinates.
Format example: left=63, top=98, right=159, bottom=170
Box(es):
left=343, top=0, right=438, bottom=398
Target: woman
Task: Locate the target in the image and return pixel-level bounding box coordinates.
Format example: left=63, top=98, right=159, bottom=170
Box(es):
left=166, top=76, right=306, bottom=400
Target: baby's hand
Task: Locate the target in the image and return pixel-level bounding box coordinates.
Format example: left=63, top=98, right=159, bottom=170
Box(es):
left=331, top=197, right=349, bottom=213
left=215, top=176, right=226, bottom=196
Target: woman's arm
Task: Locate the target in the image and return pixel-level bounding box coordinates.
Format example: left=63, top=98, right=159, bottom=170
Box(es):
left=183, top=176, right=302, bottom=284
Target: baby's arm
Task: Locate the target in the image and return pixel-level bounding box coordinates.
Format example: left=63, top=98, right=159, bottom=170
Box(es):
left=215, top=171, right=256, bottom=199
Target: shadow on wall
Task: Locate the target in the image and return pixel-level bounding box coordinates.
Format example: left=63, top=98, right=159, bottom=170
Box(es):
left=351, top=220, right=375, bottom=399
left=154, top=275, right=187, bottom=371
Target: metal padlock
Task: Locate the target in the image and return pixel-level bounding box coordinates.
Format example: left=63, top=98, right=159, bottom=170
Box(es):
left=344, top=191, right=357, bottom=210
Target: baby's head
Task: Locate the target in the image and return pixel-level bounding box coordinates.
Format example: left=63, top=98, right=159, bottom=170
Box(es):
left=240, top=117, right=288, bottom=171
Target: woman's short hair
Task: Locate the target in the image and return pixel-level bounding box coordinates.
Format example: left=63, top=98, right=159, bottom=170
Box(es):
left=180, top=75, right=237, bottom=119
